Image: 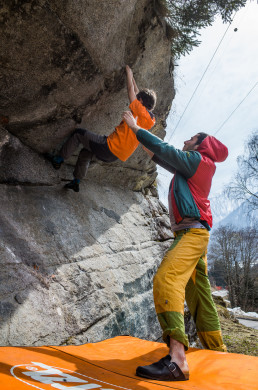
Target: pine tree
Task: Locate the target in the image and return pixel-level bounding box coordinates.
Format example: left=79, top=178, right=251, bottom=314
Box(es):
left=155, top=0, right=247, bottom=57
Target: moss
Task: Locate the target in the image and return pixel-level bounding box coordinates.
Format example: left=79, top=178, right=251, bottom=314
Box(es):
left=63, top=336, right=75, bottom=345
left=212, top=295, right=227, bottom=308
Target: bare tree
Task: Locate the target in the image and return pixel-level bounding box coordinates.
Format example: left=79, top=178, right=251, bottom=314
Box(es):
left=225, top=131, right=258, bottom=214
left=209, top=226, right=239, bottom=307
left=238, top=228, right=257, bottom=311
left=209, top=225, right=258, bottom=311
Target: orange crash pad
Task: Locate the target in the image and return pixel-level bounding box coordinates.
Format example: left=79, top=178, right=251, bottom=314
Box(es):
left=0, top=336, right=257, bottom=390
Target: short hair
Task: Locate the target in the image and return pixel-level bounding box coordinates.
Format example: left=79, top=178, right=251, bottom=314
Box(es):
left=196, top=132, right=208, bottom=146
left=136, top=89, right=157, bottom=111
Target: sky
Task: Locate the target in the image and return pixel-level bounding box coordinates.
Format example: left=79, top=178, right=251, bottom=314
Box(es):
left=157, top=1, right=258, bottom=222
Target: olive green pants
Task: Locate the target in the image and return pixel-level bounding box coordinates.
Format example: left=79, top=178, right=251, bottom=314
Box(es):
left=153, top=228, right=227, bottom=351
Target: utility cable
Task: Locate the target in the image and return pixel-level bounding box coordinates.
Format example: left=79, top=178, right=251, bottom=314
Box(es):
left=181, top=27, right=235, bottom=122
left=201, top=1, right=250, bottom=88
left=213, top=81, right=258, bottom=136
left=167, top=15, right=237, bottom=142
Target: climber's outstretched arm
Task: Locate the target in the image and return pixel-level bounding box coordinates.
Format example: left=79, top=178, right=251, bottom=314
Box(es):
left=132, top=74, right=139, bottom=95
left=126, top=65, right=138, bottom=103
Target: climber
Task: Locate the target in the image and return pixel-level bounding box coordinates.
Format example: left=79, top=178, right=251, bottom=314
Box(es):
left=123, top=110, right=228, bottom=382
left=45, top=65, right=156, bottom=192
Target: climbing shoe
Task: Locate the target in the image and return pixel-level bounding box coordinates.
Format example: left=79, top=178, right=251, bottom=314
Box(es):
left=44, top=153, right=64, bottom=170
left=64, top=179, right=80, bottom=192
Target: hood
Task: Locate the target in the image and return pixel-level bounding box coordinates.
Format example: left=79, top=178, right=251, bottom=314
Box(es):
left=197, top=136, right=228, bottom=162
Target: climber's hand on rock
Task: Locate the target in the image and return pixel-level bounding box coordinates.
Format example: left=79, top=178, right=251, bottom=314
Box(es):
left=125, top=65, right=133, bottom=78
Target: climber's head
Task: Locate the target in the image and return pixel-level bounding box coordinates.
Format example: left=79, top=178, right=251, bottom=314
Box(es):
left=136, top=89, right=157, bottom=111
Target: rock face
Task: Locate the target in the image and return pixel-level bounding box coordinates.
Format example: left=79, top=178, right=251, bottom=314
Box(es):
left=0, top=184, right=172, bottom=346
left=0, top=0, right=175, bottom=346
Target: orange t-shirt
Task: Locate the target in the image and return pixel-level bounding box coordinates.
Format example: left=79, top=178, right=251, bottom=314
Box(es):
left=107, top=99, right=155, bottom=161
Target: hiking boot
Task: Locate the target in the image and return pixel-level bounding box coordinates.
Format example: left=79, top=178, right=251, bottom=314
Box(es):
left=44, top=153, right=64, bottom=170
left=64, top=180, right=80, bottom=192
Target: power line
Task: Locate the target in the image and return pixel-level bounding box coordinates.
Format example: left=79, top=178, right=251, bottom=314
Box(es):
left=167, top=16, right=236, bottom=142
left=213, top=82, right=258, bottom=136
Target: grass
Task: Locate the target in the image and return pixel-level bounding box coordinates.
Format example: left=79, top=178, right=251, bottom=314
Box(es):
left=216, top=301, right=258, bottom=356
